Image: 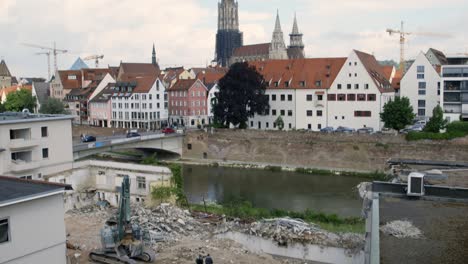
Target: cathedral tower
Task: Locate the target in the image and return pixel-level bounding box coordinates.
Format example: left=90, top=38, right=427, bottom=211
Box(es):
left=152, top=43, right=158, bottom=67
left=269, top=10, right=288, bottom=60
left=287, top=13, right=305, bottom=59
left=215, top=0, right=243, bottom=67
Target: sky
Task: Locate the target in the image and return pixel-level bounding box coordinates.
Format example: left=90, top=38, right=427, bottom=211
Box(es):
left=1, top=0, right=467, bottom=79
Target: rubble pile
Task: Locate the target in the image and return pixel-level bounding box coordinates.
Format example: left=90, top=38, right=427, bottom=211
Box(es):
left=380, top=220, right=423, bottom=239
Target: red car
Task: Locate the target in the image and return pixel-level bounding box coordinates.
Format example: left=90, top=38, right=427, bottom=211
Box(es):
left=162, top=127, right=175, bottom=134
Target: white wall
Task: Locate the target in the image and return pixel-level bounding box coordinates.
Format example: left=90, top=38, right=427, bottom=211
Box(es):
left=295, top=89, right=327, bottom=130
left=400, top=52, right=440, bottom=119
left=249, top=89, right=296, bottom=130
left=0, top=194, right=66, bottom=264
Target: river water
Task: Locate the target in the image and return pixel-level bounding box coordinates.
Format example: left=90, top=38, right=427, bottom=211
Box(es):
left=182, top=165, right=367, bottom=217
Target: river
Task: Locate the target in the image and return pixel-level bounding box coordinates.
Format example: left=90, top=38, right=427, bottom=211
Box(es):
left=182, top=164, right=367, bottom=217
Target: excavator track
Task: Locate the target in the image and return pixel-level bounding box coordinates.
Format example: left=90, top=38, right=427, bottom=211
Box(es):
left=89, top=251, right=137, bottom=264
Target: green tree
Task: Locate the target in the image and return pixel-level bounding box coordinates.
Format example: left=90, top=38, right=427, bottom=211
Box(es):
left=4, top=89, right=36, bottom=112
left=424, top=105, right=447, bottom=133
left=39, top=98, right=68, bottom=114
left=213, top=62, right=269, bottom=128
left=380, top=96, right=415, bottom=131
left=0, top=103, right=5, bottom=113
left=275, top=116, right=284, bottom=131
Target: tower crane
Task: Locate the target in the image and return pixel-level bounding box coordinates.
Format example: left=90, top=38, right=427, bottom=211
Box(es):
left=35, top=51, right=51, bottom=81
left=387, top=21, right=450, bottom=70
left=83, top=54, right=104, bottom=68
left=23, top=42, right=68, bottom=73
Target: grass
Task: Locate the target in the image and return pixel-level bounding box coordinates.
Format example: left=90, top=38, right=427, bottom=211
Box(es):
left=190, top=198, right=365, bottom=234
left=295, top=167, right=389, bottom=181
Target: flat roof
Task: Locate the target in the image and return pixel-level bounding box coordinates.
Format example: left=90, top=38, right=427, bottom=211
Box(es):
left=0, top=176, right=72, bottom=207
left=380, top=196, right=468, bottom=264
left=0, top=112, right=74, bottom=125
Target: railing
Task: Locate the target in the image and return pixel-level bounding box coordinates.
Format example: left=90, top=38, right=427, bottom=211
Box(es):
left=8, top=138, right=39, bottom=149
left=10, top=160, right=41, bottom=172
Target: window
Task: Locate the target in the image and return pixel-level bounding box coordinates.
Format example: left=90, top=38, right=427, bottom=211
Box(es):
left=284, top=81, right=289, bottom=88
left=419, top=90, right=426, bottom=95
left=137, top=177, right=146, bottom=189
left=328, top=94, right=336, bottom=101
left=308, top=124, right=312, bottom=130
left=250, top=121, right=254, bottom=127
left=315, top=81, right=322, bottom=87
left=272, top=94, right=277, bottom=101
left=357, top=94, right=366, bottom=101
left=281, top=94, right=285, bottom=101
left=338, top=94, right=346, bottom=101
left=280, top=110, right=285, bottom=116
left=317, top=110, right=323, bottom=117
left=317, top=95, right=323, bottom=101
left=367, top=94, right=377, bottom=101
left=418, top=82, right=426, bottom=89
left=272, top=109, right=277, bottom=116
left=417, top=74, right=425, bottom=79
left=337, top=84, right=342, bottom=90
left=41, top=127, right=48, bottom=137
left=417, top=65, right=425, bottom=73
left=288, top=94, right=293, bottom=101
left=187, top=144, right=192, bottom=150
left=355, top=84, right=359, bottom=89
left=288, top=110, right=293, bottom=116
left=266, top=122, right=269, bottom=128
left=347, top=94, right=356, bottom=101
left=307, top=110, right=313, bottom=117
left=347, top=84, right=352, bottom=90
left=365, top=84, right=369, bottom=89
left=354, top=111, right=372, bottom=117
left=418, top=109, right=426, bottom=116
left=0, top=218, right=10, bottom=244
left=289, top=123, right=292, bottom=129
left=42, top=148, right=49, bottom=159
left=306, top=94, right=313, bottom=101
left=300, top=81, right=306, bottom=87
left=274, top=82, right=279, bottom=87
left=418, top=100, right=426, bottom=108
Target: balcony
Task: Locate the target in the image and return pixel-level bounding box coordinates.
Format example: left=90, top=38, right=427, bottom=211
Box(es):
left=10, top=160, right=41, bottom=172
left=8, top=138, right=39, bottom=150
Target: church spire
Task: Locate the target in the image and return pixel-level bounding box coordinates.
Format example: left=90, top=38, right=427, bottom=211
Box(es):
left=292, top=13, right=299, bottom=34
left=152, top=43, right=157, bottom=66
left=269, top=10, right=288, bottom=60
left=274, top=9, right=282, bottom=33
left=288, top=13, right=305, bottom=59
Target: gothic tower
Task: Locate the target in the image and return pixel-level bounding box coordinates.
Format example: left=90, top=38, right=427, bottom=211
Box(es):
left=152, top=43, right=157, bottom=66
left=269, top=10, right=288, bottom=60
left=287, top=13, right=305, bottom=59
left=215, top=0, right=243, bottom=67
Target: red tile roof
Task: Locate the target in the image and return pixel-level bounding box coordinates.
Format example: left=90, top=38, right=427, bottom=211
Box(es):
left=381, top=65, right=395, bottom=81
left=169, top=79, right=204, bottom=91
left=197, top=71, right=226, bottom=85
left=1, top=85, right=32, bottom=97
left=118, top=63, right=159, bottom=80
left=58, top=70, right=82, bottom=90
left=354, top=50, right=393, bottom=93
left=117, top=74, right=157, bottom=93
left=248, top=58, right=347, bottom=89
left=233, top=43, right=271, bottom=57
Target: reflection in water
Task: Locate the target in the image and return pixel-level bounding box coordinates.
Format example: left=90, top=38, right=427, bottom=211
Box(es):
left=183, top=165, right=366, bottom=217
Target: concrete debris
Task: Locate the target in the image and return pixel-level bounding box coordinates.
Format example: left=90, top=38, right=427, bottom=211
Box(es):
left=380, top=220, right=423, bottom=239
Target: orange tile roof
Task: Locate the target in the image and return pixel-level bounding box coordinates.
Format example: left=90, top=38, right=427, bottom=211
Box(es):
left=381, top=65, right=395, bottom=81
left=117, top=74, right=157, bottom=93
left=354, top=50, right=393, bottom=93
left=233, top=43, right=271, bottom=57
left=169, top=79, right=204, bottom=91
left=58, top=70, right=82, bottom=90
left=197, top=71, right=226, bottom=85
left=119, top=63, right=159, bottom=79
left=248, top=58, right=347, bottom=89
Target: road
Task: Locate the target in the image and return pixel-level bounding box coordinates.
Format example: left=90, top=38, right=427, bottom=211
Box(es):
left=73, top=131, right=163, bottom=145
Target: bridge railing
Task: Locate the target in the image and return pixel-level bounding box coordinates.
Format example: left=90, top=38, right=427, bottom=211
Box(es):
left=73, top=133, right=172, bottom=152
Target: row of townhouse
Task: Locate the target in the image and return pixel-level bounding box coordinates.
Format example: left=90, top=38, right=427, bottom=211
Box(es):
left=247, top=50, right=395, bottom=131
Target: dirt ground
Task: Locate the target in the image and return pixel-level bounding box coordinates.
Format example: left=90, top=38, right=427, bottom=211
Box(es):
left=65, top=213, right=317, bottom=264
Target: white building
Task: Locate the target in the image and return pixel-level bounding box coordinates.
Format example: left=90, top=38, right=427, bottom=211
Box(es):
left=327, top=50, right=395, bottom=130
left=400, top=52, right=442, bottom=119
left=0, top=176, right=70, bottom=264
left=441, top=57, right=468, bottom=122
left=207, top=83, right=219, bottom=124
left=0, top=112, right=74, bottom=180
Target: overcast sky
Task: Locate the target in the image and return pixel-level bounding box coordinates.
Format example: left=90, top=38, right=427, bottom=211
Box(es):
left=1, top=0, right=467, bottom=78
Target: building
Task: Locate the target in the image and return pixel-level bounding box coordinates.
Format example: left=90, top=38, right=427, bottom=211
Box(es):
left=0, top=112, right=74, bottom=180
left=248, top=58, right=346, bottom=131
left=50, top=68, right=111, bottom=100
left=207, top=83, right=219, bottom=124
left=215, top=0, right=243, bottom=67
left=0, top=85, right=32, bottom=104
left=88, top=84, right=114, bottom=128
left=31, top=82, right=51, bottom=113
left=229, top=11, right=305, bottom=65
left=441, top=55, right=468, bottom=122
left=400, top=51, right=442, bottom=119
left=69, top=57, right=89, bottom=70
left=168, top=79, right=209, bottom=127
left=327, top=50, right=395, bottom=130
left=0, top=176, right=71, bottom=264
left=160, top=67, right=194, bottom=89
left=0, top=60, right=12, bottom=88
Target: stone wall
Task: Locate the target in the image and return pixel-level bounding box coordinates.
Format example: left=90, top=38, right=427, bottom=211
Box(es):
left=183, top=129, right=468, bottom=171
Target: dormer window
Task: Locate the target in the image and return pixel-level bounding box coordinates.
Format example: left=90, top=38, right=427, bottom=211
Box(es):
left=68, top=75, right=77, bottom=80
left=284, top=81, right=289, bottom=88
left=315, top=81, right=322, bottom=88
left=274, top=82, right=279, bottom=87
left=300, top=81, right=306, bottom=87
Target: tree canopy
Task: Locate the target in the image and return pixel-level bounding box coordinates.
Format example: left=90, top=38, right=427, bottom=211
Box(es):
left=40, top=98, right=68, bottom=114
left=424, top=105, right=447, bottom=133
left=213, top=62, right=269, bottom=128
left=380, top=96, right=415, bottom=131
left=4, top=89, right=36, bottom=112
left=275, top=116, right=284, bottom=131
left=0, top=102, right=5, bottom=113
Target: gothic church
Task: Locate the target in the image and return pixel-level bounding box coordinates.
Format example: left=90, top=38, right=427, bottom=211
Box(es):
left=215, top=0, right=305, bottom=67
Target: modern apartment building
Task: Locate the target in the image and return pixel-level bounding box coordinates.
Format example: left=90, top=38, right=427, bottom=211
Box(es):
left=441, top=55, right=468, bottom=122
left=0, top=112, right=74, bottom=179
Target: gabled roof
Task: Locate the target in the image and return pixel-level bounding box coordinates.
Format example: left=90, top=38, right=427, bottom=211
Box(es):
left=354, top=50, right=393, bottom=93
left=190, top=66, right=228, bottom=76
left=117, top=74, right=157, bottom=93
left=0, top=176, right=72, bottom=207
left=249, top=58, right=347, bottom=89
left=160, top=67, right=186, bottom=84
left=58, top=70, right=82, bottom=90
left=32, top=82, right=50, bottom=105
left=197, top=71, right=226, bottom=85
left=70, top=57, right=89, bottom=70
left=426, top=48, right=448, bottom=65
left=233, top=43, right=271, bottom=57
left=381, top=65, right=395, bottom=82
left=118, top=63, right=159, bottom=80
left=169, top=79, right=205, bottom=91
left=82, top=68, right=112, bottom=81
left=89, top=84, right=115, bottom=103
left=0, top=60, right=11, bottom=77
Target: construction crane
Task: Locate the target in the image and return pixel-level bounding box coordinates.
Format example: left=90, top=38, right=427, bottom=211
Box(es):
left=35, top=51, right=51, bottom=80
left=387, top=21, right=450, bottom=70
left=84, top=54, right=104, bottom=68
left=23, top=42, right=68, bottom=73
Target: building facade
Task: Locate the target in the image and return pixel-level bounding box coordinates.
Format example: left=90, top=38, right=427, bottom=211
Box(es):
left=0, top=112, right=74, bottom=180
left=0, top=60, right=12, bottom=88
left=441, top=63, right=468, bottom=122
left=169, top=79, right=209, bottom=127
left=215, top=0, right=243, bottom=67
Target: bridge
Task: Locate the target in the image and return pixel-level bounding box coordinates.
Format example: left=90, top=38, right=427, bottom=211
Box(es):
left=73, top=133, right=184, bottom=160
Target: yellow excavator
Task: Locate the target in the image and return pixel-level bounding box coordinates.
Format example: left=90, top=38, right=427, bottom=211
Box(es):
left=89, top=176, right=156, bottom=264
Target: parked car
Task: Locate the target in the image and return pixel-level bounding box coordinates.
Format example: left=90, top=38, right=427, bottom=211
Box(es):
left=126, top=132, right=141, bottom=138
left=81, top=135, right=96, bottom=143
left=162, top=127, right=175, bottom=134
left=400, top=125, right=424, bottom=134
left=357, top=127, right=374, bottom=134
left=335, top=126, right=355, bottom=133
left=320, top=127, right=334, bottom=133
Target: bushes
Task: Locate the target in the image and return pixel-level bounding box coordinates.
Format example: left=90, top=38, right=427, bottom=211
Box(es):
left=446, top=121, right=468, bottom=134
left=264, top=165, right=282, bottom=172
left=294, top=167, right=389, bottom=181
left=406, top=121, right=468, bottom=141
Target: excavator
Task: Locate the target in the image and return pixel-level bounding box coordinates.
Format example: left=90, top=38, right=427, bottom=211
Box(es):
left=89, top=176, right=156, bottom=264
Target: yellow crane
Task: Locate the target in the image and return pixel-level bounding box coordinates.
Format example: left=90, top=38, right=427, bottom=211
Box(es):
left=83, top=55, right=104, bottom=68
left=387, top=21, right=450, bottom=70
